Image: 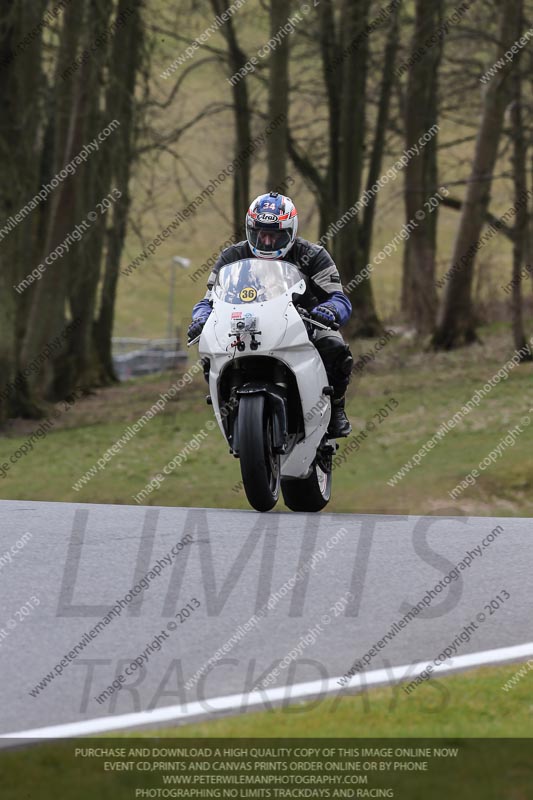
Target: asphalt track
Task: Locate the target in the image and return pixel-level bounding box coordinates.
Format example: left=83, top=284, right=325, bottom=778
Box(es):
left=0, top=499, right=532, bottom=740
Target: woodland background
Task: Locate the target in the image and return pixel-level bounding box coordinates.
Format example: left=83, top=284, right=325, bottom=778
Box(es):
left=0, top=0, right=532, bottom=517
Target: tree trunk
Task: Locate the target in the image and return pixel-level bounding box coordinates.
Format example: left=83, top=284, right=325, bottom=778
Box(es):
left=318, top=0, right=340, bottom=234
left=0, top=0, right=145, bottom=417
left=0, top=1, right=19, bottom=423
left=359, top=0, right=402, bottom=268
left=20, top=1, right=85, bottom=400
left=95, top=0, right=144, bottom=383
left=0, top=0, right=48, bottom=419
left=267, top=0, right=290, bottom=190
left=401, top=0, right=442, bottom=333
left=65, top=0, right=115, bottom=395
left=432, top=0, right=523, bottom=350
left=336, top=0, right=382, bottom=336
left=211, top=0, right=251, bottom=239
left=284, top=0, right=336, bottom=236
left=510, top=68, right=532, bottom=359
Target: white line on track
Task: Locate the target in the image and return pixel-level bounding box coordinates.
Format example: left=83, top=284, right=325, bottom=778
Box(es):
left=3, top=640, right=533, bottom=740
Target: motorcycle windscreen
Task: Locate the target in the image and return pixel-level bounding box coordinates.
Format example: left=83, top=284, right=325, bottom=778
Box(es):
left=213, top=259, right=305, bottom=304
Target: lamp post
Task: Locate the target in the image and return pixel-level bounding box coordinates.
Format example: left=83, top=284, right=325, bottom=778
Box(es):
left=167, top=255, right=191, bottom=343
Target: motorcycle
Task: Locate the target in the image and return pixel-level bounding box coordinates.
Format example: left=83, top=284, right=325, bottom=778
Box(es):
left=188, top=258, right=337, bottom=513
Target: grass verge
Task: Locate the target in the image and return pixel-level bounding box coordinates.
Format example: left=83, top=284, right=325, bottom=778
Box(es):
left=1, top=664, right=532, bottom=799
left=0, top=326, right=532, bottom=517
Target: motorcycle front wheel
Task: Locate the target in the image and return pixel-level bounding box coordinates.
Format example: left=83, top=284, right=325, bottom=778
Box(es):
left=281, top=460, right=332, bottom=513
left=239, top=394, right=280, bottom=512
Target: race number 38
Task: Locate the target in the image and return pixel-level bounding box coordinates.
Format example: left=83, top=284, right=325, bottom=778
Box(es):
left=239, top=287, right=257, bottom=302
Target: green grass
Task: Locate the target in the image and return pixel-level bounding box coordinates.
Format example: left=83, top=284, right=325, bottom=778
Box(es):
left=142, top=662, right=533, bottom=738
left=1, top=664, right=532, bottom=799
left=1, top=325, right=532, bottom=517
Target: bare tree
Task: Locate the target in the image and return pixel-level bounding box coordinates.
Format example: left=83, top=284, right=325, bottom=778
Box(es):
left=432, top=0, right=523, bottom=350
left=0, top=0, right=46, bottom=420
left=95, top=0, right=145, bottom=383
left=267, top=0, right=290, bottom=189
left=0, top=50, right=16, bottom=421
left=359, top=0, right=402, bottom=272
left=0, top=0, right=146, bottom=419
left=66, top=0, right=116, bottom=394
left=401, top=0, right=443, bottom=333
left=210, top=0, right=251, bottom=238
left=509, top=65, right=532, bottom=359
left=336, top=0, right=384, bottom=336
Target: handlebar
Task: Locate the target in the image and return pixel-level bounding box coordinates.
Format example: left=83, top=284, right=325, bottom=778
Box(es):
left=296, top=306, right=339, bottom=331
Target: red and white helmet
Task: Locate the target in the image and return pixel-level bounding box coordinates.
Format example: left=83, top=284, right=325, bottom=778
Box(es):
left=245, top=192, right=298, bottom=260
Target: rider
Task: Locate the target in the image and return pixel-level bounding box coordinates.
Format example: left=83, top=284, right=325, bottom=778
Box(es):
left=187, top=192, right=353, bottom=437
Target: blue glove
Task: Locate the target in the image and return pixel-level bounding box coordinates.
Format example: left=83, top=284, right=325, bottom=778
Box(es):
left=310, top=303, right=340, bottom=328
left=187, top=312, right=210, bottom=342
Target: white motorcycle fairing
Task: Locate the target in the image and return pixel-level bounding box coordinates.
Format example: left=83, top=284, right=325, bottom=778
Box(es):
left=198, top=260, right=332, bottom=479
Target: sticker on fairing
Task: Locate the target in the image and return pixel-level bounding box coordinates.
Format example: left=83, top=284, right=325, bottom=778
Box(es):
left=239, top=287, right=257, bottom=302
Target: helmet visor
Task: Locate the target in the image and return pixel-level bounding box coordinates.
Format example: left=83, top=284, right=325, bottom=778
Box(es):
left=249, top=227, right=291, bottom=253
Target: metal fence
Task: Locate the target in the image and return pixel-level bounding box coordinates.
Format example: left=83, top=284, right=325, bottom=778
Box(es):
left=112, top=338, right=188, bottom=380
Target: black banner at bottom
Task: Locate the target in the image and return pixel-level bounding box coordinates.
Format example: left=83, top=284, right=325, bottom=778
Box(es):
left=1, top=738, right=532, bottom=799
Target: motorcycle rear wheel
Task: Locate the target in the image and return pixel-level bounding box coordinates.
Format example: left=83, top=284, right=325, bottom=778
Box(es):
left=239, top=394, right=280, bottom=512
left=281, top=461, right=332, bottom=512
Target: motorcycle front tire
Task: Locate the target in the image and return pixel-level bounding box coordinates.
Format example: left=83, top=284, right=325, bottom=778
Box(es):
left=239, top=394, right=281, bottom=512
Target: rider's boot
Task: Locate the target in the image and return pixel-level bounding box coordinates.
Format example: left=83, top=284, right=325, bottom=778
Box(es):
left=328, top=395, right=352, bottom=438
